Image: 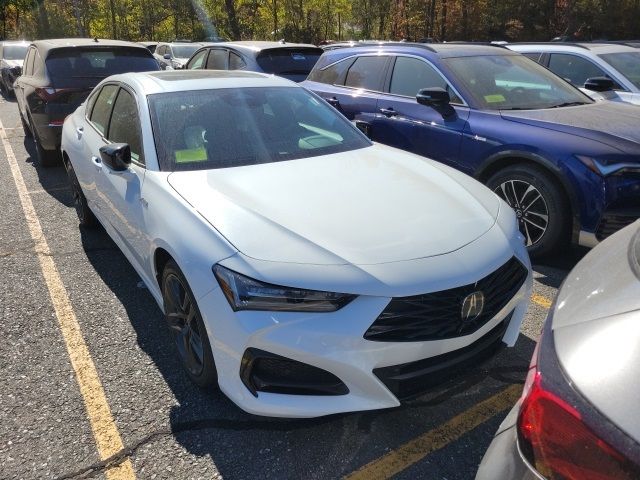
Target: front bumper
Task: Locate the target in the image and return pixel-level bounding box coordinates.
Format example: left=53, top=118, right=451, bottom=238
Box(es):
left=197, top=228, right=532, bottom=418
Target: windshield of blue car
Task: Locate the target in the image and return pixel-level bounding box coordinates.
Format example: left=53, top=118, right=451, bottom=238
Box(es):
left=171, top=45, right=200, bottom=58
left=256, top=48, right=323, bottom=82
left=148, top=86, right=372, bottom=171
left=599, top=52, right=640, bottom=90
left=444, top=54, right=594, bottom=110
left=3, top=45, right=28, bottom=60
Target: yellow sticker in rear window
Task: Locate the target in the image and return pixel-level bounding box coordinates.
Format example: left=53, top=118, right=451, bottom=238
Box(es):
left=484, top=94, right=506, bottom=103
left=175, top=147, right=208, bottom=163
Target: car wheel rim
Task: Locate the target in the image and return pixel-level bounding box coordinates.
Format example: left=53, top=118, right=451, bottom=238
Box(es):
left=494, top=179, right=549, bottom=246
left=164, top=274, right=205, bottom=376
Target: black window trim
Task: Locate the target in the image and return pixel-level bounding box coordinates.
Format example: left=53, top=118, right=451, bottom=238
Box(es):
left=384, top=54, right=468, bottom=107
left=85, top=82, right=146, bottom=168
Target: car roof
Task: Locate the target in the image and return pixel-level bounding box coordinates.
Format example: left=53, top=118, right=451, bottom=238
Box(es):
left=111, top=69, right=296, bottom=95
left=321, top=42, right=514, bottom=59
left=509, top=42, right=639, bottom=54
left=218, top=40, right=321, bottom=52
left=32, top=38, right=150, bottom=54
left=1, top=40, right=30, bottom=46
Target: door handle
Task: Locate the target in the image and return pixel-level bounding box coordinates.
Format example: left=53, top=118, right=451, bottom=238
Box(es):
left=379, top=107, right=398, bottom=117
left=325, top=97, right=340, bottom=107
left=76, top=126, right=83, bottom=139
left=91, top=155, right=102, bottom=171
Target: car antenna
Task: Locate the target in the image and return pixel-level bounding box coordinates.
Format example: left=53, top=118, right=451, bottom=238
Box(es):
left=94, top=37, right=99, bottom=43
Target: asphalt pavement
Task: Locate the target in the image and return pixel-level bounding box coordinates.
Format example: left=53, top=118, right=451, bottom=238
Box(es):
left=0, top=94, right=587, bottom=480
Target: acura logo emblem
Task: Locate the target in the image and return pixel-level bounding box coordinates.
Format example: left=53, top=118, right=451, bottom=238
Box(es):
left=461, top=291, right=485, bottom=321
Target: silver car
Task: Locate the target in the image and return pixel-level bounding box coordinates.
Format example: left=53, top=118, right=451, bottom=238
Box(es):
left=477, top=220, right=640, bottom=479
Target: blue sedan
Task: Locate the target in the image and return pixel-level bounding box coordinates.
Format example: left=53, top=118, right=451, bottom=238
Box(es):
left=302, top=43, right=640, bottom=256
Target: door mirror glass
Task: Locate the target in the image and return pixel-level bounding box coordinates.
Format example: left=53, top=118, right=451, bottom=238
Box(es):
left=354, top=120, right=371, bottom=138
left=416, top=87, right=451, bottom=107
left=163, top=53, right=171, bottom=60
left=100, top=143, right=131, bottom=171
left=584, top=76, right=615, bottom=92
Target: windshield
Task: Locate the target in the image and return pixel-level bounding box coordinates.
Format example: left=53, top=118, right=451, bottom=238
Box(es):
left=171, top=45, right=199, bottom=58
left=47, top=47, right=158, bottom=87
left=3, top=45, right=28, bottom=60
left=444, top=54, right=593, bottom=110
left=599, top=52, right=640, bottom=90
left=148, top=86, right=371, bottom=171
left=256, top=48, right=322, bottom=82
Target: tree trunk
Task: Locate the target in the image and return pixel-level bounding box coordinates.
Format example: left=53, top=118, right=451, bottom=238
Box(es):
left=440, top=0, right=447, bottom=40
left=37, top=0, right=50, bottom=38
left=224, top=0, right=241, bottom=40
left=109, top=0, right=117, bottom=38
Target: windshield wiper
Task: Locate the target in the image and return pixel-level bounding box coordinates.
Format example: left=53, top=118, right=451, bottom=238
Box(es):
left=549, top=101, right=590, bottom=108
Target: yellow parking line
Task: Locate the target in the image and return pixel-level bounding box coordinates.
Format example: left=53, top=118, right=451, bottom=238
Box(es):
left=531, top=294, right=552, bottom=309
left=344, top=384, right=521, bottom=480
left=0, top=122, right=135, bottom=479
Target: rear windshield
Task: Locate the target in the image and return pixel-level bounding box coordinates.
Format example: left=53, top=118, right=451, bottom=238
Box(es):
left=171, top=45, right=200, bottom=58
left=256, top=48, right=322, bottom=82
left=148, top=86, right=370, bottom=171
left=46, top=47, right=159, bottom=87
left=3, top=45, right=28, bottom=60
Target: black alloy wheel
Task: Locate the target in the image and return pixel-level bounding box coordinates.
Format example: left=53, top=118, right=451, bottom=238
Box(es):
left=65, top=160, right=96, bottom=228
left=487, top=164, right=568, bottom=257
left=162, top=259, right=217, bottom=388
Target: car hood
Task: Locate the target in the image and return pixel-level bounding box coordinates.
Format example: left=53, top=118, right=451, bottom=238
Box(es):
left=552, top=222, right=640, bottom=442
left=167, top=144, right=500, bottom=266
left=501, top=103, right=640, bottom=155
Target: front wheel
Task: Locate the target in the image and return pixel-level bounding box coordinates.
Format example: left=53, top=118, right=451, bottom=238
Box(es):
left=487, top=165, right=568, bottom=257
left=65, top=160, right=96, bottom=228
left=162, top=259, right=218, bottom=388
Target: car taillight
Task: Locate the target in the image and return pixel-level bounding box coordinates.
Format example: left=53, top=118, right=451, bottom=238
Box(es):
left=517, top=359, right=640, bottom=480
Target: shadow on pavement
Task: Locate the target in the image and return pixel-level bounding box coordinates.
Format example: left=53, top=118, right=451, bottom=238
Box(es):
left=22, top=136, right=72, bottom=207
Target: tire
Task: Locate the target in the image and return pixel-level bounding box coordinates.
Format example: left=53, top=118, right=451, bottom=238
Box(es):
left=486, top=164, right=568, bottom=257
left=161, top=259, right=218, bottom=388
left=31, top=123, right=59, bottom=167
left=65, top=160, right=97, bottom=228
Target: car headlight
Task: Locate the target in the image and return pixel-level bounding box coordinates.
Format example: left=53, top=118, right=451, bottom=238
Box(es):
left=576, top=155, right=640, bottom=176
left=213, top=264, right=356, bottom=312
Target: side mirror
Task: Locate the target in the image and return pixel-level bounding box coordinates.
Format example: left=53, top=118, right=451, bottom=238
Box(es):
left=354, top=120, right=371, bottom=138
left=416, top=87, right=450, bottom=108
left=163, top=53, right=171, bottom=60
left=584, top=77, right=614, bottom=92
left=99, top=143, right=131, bottom=172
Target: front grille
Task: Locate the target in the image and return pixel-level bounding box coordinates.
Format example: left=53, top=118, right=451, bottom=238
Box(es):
left=373, top=313, right=511, bottom=400
left=364, top=257, right=527, bottom=342
left=596, top=212, right=640, bottom=241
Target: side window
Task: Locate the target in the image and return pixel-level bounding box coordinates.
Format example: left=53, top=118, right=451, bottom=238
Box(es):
left=157, top=45, right=166, bottom=56
left=229, top=52, right=246, bottom=70
left=89, top=84, right=118, bottom=135
left=521, top=52, right=542, bottom=63
left=188, top=50, right=208, bottom=69
left=548, top=53, right=616, bottom=88
left=166, top=47, right=174, bottom=59
left=206, top=49, right=227, bottom=69
left=344, top=56, right=388, bottom=91
left=108, top=89, right=144, bottom=165
left=389, top=56, right=462, bottom=103
left=308, top=58, right=354, bottom=85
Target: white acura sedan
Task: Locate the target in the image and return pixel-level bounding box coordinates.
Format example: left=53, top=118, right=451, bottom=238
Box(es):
left=61, top=70, right=532, bottom=418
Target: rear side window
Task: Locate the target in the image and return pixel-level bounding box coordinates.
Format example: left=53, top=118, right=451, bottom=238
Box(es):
left=206, top=49, right=227, bottom=69
left=46, top=47, right=159, bottom=87
left=108, top=89, right=144, bottom=164
left=345, top=56, right=388, bottom=91
left=307, top=58, right=354, bottom=85
left=229, top=52, right=246, bottom=69
left=389, top=56, right=461, bottom=103
left=521, top=52, right=543, bottom=63
left=548, top=53, right=617, bottom=88
left=89, top=84, right=118, bottom=135
left=255, top=48, right=322, bottom=81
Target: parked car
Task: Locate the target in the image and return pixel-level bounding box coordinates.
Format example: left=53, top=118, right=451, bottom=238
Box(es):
left=477, top=220, right=640, bottom=480
left=0, top=40, right=29, bottom=96
left=138, top=41, right=158, bottom=54
left=185, top=41, right=323, bottom=82
left=508, top=42, right=640, bottom=105
left=61, top=70, right=532, bottom=417
left=154, top=41, right=203, bottom=70
left=302, top=43, right=640, bottom=256
left=15, top=38, right=160, bottom=167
